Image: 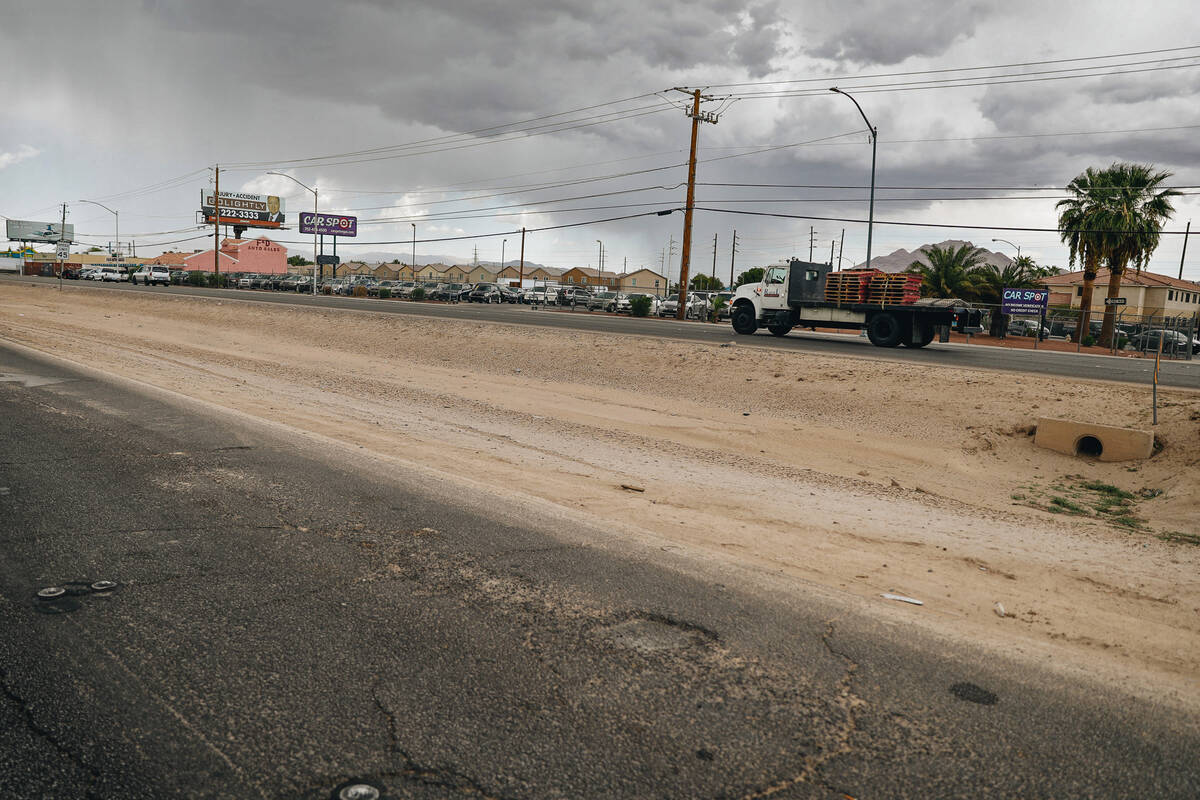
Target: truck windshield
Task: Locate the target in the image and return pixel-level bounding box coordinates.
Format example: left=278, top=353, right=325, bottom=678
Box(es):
left=765, top=267, right=786, bottom=284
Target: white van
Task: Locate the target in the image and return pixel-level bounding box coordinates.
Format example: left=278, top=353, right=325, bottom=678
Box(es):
left=95, top=266, right=127, bottom=282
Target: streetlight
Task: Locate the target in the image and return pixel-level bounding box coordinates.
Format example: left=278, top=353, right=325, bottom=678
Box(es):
left=76, top=199, right=118, bottom=259
left=266, top=172, right=317, bottom=295
left=829, top=88, right=877, bottom=272
left=501, top=238, right=507, bottom=274
left=410, top=223, right=416, bottom=281
left=992, top=238, right=1021, bottom=260
left=595, top=239, right=603, bottom=286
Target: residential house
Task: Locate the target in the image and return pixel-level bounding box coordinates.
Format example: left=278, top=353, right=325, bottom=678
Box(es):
left=616, top=268, right=666, bottom=294
left=524, top=266, right=565, bottom=284
left=464, top=264, right=497, bottom=283
left=1041, top=268, right=1200, bottom=317
left=335, top=261, right=370, bottom=277
left=496, top=266, right=522, bottom=285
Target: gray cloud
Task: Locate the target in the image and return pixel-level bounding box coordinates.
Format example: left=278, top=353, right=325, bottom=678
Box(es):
left=801, top=0, right=993, bottom=64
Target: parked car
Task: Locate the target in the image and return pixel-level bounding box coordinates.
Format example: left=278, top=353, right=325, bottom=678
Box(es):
left=1008, top=318, right=1049, bottom=339
left=498, top=285, right=522, bottom=303
left=617, top=293, right=659, bottom=315
left=558, top=287, right=592, bottom=307
left=468, top=282, right=503, bottom=303
left=95, top=266, right=127, bottom=282
left=78, top=268, right=100, bottom=281
left=131, top=265, right=171, bottom=286
left=1127, top=329, right=1199, bottom=355
left=587, top=291, right=623, bottom=312
left=523, top=285, right=558, bottom=304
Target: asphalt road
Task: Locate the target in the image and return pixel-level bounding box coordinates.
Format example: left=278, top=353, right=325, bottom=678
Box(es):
left=6, top=273, right=1200, bottom=390
left=2, top=343, right=1197, bottom=799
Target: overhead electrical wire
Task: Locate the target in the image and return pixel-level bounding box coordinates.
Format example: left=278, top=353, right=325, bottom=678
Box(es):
left=703, top=44, right=1200, bottom=89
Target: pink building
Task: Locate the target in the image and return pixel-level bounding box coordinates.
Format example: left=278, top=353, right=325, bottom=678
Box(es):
left=184, top=236, right=287, bottom=274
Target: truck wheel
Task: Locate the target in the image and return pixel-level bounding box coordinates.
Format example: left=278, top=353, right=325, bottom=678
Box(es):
left=731, top=304, right=758, bottom=335
left=867, top=312, right=903, bottom=347
left=767, top=322, right=792, bottom=337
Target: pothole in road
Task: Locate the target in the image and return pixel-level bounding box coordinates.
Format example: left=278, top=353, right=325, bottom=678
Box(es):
left=602, top=613, right=718, bottom=654
left=950, top=681, right=998, bottom=705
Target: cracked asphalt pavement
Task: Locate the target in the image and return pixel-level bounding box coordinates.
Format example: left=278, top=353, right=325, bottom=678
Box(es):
left=1, top=343, right=1197, bottom=799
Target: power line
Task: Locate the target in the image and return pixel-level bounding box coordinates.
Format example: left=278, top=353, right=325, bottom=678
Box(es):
left=692, top=206, right=1200, bottom=235
left=702, top=44, right=1200, bottom=89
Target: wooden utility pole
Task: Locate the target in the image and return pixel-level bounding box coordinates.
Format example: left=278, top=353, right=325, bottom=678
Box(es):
left=673, top=88, right=717, bottom=319
left=829, top=240, right=835, bottom=266
left=838, top=228, right=845, bottom=271
left=57, top=203, right=67, bottom=290
left=213, top=165, right=221, bottom=283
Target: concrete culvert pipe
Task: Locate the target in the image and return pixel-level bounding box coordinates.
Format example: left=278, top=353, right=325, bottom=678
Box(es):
left=1075, top=435, right=1104, bottom=458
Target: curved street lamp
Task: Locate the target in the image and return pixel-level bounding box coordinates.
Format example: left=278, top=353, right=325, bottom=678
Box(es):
left=267, top=172, right=317, bottom=294
left=830, top=88, right=877, bottom=272
left=992, top=238, right=1021, bottom=260
left=76, top=199, right=118, bottom=257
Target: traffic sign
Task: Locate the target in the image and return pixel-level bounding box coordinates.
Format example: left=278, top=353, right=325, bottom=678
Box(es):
left=55, top=243, right=70, bottom=260
left=1104, top=297, right=1127, bottom=306
left=316, top=255, right=339, bottom=265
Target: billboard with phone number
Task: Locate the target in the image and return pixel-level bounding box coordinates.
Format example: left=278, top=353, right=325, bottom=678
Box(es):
left=200, top=191, right=286, bottom=229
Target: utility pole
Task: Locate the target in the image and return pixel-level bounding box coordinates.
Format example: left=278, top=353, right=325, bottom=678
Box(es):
left=518, top=227, right=525, bottom=288
left=711, top=233, right=718, bottom=281
left=213, top=165, right=221, bottom=283
left=729, top=228, right=738, bottom=287
left=672, top=87, right=718, bottom=319
left=829, top=240, right=835, bottom=266
left=57, top=203, right=67, bottom=291
left=838, top=228, right=845, bottom=271
left=808, top=226, right=817, bottom=262
left=666, top=235, right=677, bottom=289
left=1180, top=220, right=1191, bottom=280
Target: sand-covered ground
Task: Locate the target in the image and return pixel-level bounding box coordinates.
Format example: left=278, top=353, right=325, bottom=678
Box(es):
left=3, top=283, right=1198, bottom=707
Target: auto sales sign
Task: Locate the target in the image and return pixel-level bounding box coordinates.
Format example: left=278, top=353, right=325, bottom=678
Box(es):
left=299, top=212, right=357, bottom=237
left=1001, top=287, right=1048, bottom=315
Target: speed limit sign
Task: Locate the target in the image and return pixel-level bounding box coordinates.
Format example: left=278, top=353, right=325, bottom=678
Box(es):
left=55, top=243, right=70, bottom=260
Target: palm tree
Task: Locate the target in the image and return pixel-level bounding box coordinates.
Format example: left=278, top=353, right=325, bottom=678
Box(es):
left=1058, top=163, right=1180, bottom=344
left=975, top=256, right=1036, bottom=337
left=1057, top=167, right=1111, bottom=340
left=905, top=242, right=986, bottom=300
left=1091, top=163, right=1179, bottom=344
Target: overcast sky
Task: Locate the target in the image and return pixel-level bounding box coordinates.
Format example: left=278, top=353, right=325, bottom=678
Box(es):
left=4, top=0, right=1200, bottom=282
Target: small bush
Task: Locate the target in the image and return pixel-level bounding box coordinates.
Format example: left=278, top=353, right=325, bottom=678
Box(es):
left=378, top=287, right=391, bottom=299
left=322, top=285, right=333, bottom=295
left=187, top=271, right=206, bottom=287
left=411, top=287, right=426, bottom=300
left=629, top=295, right=652, bottom=317
left=352, top=284, right=368, bottom=298
left=711, top=296, right=726, bottom=321
left=1082, top=334, right=1096, bottom=347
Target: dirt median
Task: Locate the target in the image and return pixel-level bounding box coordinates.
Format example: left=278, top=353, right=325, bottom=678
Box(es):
left=3, top=282, right=1198, bottom=707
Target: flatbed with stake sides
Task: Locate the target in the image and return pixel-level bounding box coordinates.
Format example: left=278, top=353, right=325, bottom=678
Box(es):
left=728, top=259, right=978, bottom=348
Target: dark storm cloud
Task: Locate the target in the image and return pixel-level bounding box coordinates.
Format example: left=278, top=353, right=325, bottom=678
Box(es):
left=801, top=0, right=993, bottom=64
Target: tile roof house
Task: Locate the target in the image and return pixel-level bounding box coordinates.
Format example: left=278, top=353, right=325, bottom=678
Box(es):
left=1041, top=268, right=1200, bottom=317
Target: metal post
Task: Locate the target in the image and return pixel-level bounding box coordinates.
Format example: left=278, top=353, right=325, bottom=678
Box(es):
left=58, top=203, right=66, bottom=291
left=838, top=228, right=845, bottom=271
left=830, top=88, right=876, bottom=272
left=411, top=223, right=416, bottom=282
left=518, top=226, right=525, bottom=291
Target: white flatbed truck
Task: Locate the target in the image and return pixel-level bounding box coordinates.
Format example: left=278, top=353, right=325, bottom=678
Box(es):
left=728, top=259, right=976, bottom=348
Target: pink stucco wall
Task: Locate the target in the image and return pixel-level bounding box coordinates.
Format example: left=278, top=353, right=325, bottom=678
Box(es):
left=223, top=237, right=287, bottom=273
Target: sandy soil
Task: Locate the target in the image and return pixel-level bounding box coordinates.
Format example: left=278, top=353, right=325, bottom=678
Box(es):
left=3, top=283, right=1198, bottom=707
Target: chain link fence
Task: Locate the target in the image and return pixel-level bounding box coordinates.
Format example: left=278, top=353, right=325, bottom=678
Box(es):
left=970, top=304, right=1197, bottom=360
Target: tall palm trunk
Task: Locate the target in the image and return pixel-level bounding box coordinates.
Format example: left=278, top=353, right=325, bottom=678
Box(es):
left=1077, top=253, right=1099, bottom=342
left=1098, top=263, right=1126, bottom=346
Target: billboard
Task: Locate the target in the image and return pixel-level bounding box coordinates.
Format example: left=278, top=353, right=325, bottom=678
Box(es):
left=299, top=212, right=357, bottom=237
left=6, top=219, right=75, bottom=243
left=200, top=191, right=286, bottom=229
left=1001, top=287, right=1049, bottom=316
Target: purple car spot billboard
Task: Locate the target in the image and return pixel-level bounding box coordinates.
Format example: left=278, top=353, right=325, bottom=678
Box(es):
left=299, top=212, right=357, bottom=237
